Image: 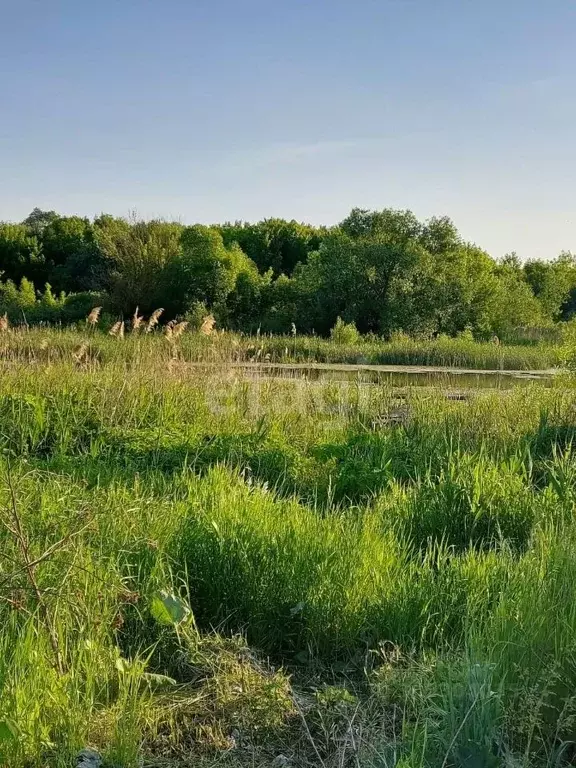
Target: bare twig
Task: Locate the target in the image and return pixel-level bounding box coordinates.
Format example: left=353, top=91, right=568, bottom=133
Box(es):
left=0, top=520, right=93, bottom=590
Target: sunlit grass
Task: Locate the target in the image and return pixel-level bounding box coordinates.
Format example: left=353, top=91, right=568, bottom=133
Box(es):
left=0, top=337, right=575, bottom=766
left=0, top=324, right=565, bottom=370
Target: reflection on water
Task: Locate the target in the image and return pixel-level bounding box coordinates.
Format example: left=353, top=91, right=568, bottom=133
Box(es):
left=231, top=363, right=554, bottom=389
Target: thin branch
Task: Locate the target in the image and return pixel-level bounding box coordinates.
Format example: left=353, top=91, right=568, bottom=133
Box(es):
left=2, top=460, right=65, bottom=675
left=0, top=520, right=92, bottom=589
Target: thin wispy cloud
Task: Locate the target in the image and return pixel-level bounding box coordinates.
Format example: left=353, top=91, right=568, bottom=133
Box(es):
left=224, top=139, right=361, bottom=169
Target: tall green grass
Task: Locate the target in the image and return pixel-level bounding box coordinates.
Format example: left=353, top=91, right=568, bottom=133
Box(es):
left=0, top=354, right=576, bottom=765
left=0, top=325, right=566, bottom=370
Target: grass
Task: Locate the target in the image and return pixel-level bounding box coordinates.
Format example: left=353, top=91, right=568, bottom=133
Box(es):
left=0, top=328, right=576, bottom=766
left=0, top=324, right=566, bottom=370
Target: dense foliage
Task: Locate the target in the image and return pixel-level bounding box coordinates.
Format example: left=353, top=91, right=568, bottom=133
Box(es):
left=1, top=207, right=575, bottom=339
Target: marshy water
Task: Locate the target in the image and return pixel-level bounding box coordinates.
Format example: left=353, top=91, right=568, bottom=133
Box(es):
left=190, top=360, right=557, bottom=389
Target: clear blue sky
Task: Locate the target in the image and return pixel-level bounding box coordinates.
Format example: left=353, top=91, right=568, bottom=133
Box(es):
left=1, top=0, right=575, bottom=260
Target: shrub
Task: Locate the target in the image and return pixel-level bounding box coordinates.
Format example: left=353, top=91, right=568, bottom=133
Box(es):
left=330, top=316, right=360, bottom=345
left=0, top=277, right=107, bottom=325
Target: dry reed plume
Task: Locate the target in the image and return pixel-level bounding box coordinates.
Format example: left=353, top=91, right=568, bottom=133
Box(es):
left=146, top=308, right=164, bottom=333
left=0, top=313, right=9, bottom=332
left=164, top=320, right=188, bottom=359
left=164, top=319, right=188, bottom=340
left=109, top=321, right=125, bottom=339
left=164, top=319, right=176, bottom=340
left=172, top=320, right=188, bottom=339
left=86, top=307, right=102, bottom=327
left=200, top=314, right=216, bottom=336
left=132, top=307, right=144, bottom=334
left=72, top=342, right=88, bottom=365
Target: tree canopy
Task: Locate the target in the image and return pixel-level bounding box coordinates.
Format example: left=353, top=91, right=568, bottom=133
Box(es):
left=0, top=206, right=573, bottom=338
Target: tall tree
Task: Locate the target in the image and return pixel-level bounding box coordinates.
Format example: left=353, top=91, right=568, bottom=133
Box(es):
left=524, top=252, right=576, bottom=321
left=294, top=209, right=430, bottom=335
left=41, top=215, right=105, bottom=292
left=22, top=208, right=58, bottom=236
left=0, top=223, right=45, bottom=285
left=219, top=218, right=322, bottom=275
left=162, top=225, right=264, bottom=321
left=96, top=217, right=183, bottom=314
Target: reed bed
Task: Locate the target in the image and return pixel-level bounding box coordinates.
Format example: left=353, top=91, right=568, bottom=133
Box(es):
left=0, top=324, right=565, bottom=371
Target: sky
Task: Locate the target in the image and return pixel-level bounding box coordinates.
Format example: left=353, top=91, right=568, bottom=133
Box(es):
left=1, top=0, right=575, bottom=260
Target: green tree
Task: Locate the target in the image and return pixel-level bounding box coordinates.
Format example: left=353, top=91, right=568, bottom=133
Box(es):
left=95, top=217, right=183, bottom=314
left=225, top=260, right=272, bottom=330
left=294, top=209, right=431, bottom=335
left=219, top=218, right=322, bottom=275
left=341, top=207, right=422, bottom=242
left=524, top=253, right=576, bottom=321
left=419, top=215, right=461, bottom=255
left=489, top=259, right=546, bottom=339
left=163, top=225, right=263, bottom=322
left=166, top=225, right=237, bottom=312
left=408, top=244, right=500, bottom=336
left=22, top=207, right=58, bottom=236
left=259, top=273, right=305, bottom=333
left=0, top=223, right=44, bottom=285
left=0, top=277, right=37, bottom=322
left=40, top=215, right=106, bottom=292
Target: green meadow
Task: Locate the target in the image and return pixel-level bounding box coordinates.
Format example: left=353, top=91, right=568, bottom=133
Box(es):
left=1, top=329, right=576, bottom=767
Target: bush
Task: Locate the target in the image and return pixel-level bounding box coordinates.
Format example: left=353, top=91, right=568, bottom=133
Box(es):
left=330, top=316, right=360, bottom=345
left=184, top=300, right=209, bottom=330
left=0, top=277, right=106, bottom=325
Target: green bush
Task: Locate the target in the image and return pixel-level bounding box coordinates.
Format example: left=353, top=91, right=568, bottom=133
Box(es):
left=0, top=277, right=106, bottom=324
left=330, top=316, right=360, bottom=345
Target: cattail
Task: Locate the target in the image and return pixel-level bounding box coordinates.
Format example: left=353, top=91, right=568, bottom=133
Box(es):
left=87, top=306, right=102, bottom=327
left=200, top=314, right=215, bottom=336
left=109, top=320, right=125, bottom=339
left=132, top=307, right=144, bottom=334
left=172, top=320, right=188, bottom=340
left=146, top=308, right=164, bottom=334
left=0, top=313, right=9, bottom=332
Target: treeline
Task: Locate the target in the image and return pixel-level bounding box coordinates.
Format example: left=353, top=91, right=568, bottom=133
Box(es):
left=1, top=206, right=575, bottom=338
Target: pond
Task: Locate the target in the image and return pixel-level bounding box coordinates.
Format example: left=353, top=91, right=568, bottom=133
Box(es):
left=190, top=361, right=557, bottom=389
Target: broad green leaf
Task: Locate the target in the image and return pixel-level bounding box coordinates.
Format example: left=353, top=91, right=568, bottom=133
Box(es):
left=0, top=719, right=18, bottom=744
left=142, top=672, right=177, bottom=688
left=150, top=590, right=191, bottom=627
